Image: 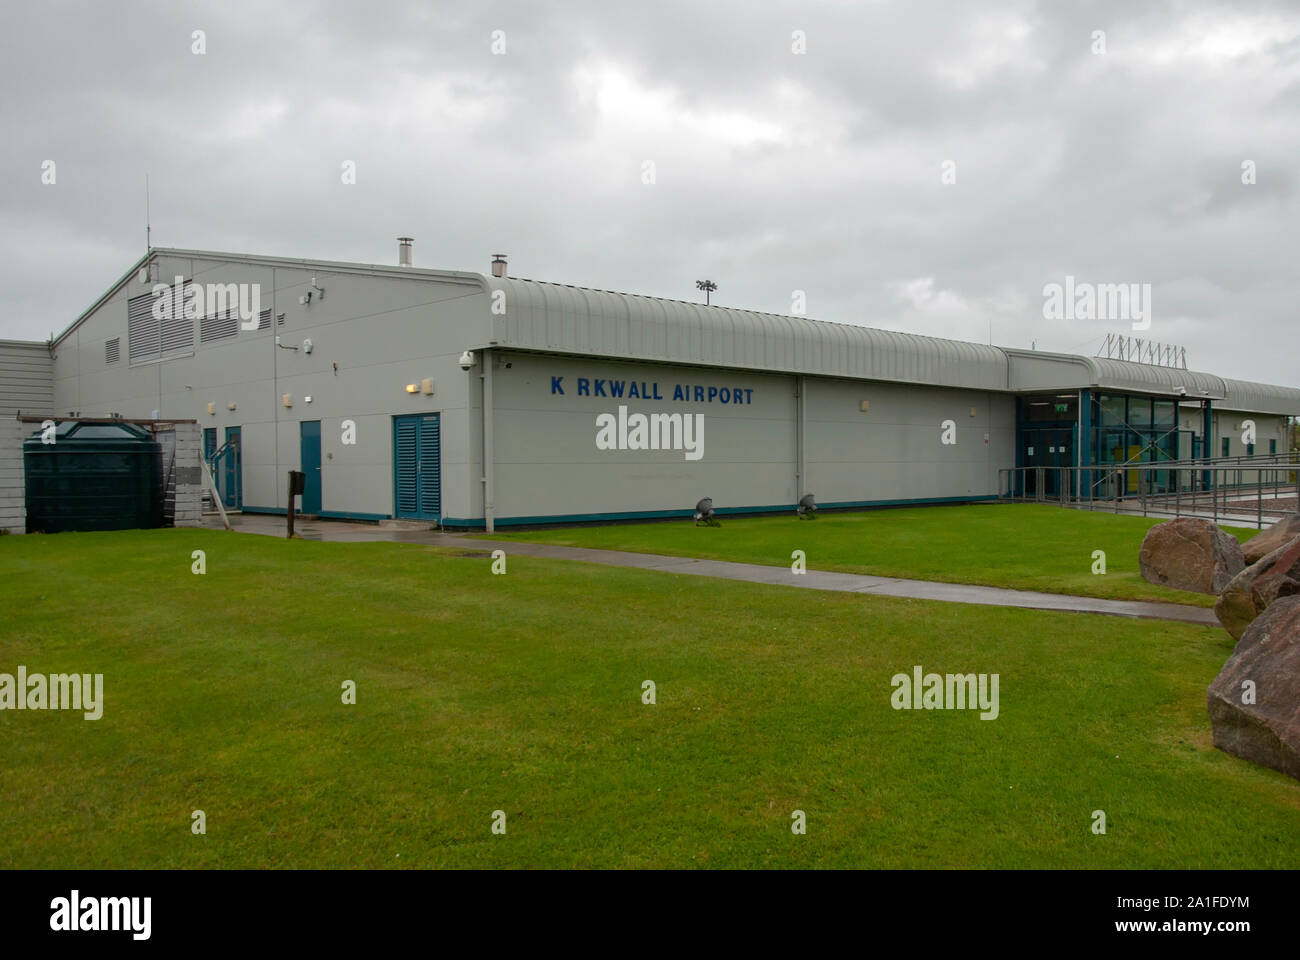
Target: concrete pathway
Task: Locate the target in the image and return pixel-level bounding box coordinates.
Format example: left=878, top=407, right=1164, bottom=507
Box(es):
left=205, top=513, right=1219, bottom=626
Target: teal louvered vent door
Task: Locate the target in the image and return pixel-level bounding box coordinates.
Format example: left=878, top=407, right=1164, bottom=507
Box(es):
left=393, top=414, right=441, bottom=522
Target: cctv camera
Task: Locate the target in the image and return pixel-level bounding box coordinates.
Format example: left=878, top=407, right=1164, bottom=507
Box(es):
left=458, top=350, right=475, bottom=370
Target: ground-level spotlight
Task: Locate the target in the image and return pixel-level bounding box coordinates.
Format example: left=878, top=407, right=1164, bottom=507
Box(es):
left=797, top=493, right=818, bottom=519
left=694, top=497, right=720, bottom=527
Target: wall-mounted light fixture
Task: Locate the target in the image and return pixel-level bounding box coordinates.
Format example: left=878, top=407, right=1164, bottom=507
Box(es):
left=206, top=402, right=215, bottom=416
left=282, top=394, right=292, bottom=408
left=860, top=400, right=870, bottom=412
left=421, top=378, right=434, bottom=395
left=405, top=383, right=419, bottom=394
left=304, top=396, right=313, bottom=404
left=227, top=402, right=237, bottom=411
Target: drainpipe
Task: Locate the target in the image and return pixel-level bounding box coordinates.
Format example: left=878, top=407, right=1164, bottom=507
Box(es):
left=272, top=267, right=280, bottom=510
left=1078, top=388, right=1091, bottom=502
left=1202, top=399, right=1213, bottom=492
left=481, top=348, right=495, bottom=533
left=795, top=375, right=806, bottom=501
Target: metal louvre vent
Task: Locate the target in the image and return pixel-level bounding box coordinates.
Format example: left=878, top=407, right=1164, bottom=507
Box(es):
left=419, top=415, right=441, bottom=515
left=258, top=308, right=272, bottom=330
left=161, top=310, right=193, bottom=354
left=105, top=337, right=120, bottom=363
left=199, top=310, right=238, bottom=343
left=395, top=418, right=418, bottom=515
left=127, top=291, right=160, bottom=361
left=129, top=282, right=194, bottom=361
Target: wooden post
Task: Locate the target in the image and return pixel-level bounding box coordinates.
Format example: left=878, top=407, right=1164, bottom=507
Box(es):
left=287, top=470, right=298, bottom=539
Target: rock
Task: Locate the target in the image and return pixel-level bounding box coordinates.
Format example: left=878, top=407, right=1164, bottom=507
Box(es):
left=1138, top=517, right=1246, bottom=594
left=1242, top=513, right=1300, bottom=565
left=1214, top=535, right=1300, bottom=639
left=1207, top=595, right=1300, bottom=780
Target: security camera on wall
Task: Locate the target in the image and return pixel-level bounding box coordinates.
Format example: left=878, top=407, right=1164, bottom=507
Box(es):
left=458, top=350, right=476, bottom=370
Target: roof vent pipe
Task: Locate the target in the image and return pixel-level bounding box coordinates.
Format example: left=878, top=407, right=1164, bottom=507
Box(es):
left=397, top=237, right=414, bottom=267
left=491, top=254, right=507, bottom=278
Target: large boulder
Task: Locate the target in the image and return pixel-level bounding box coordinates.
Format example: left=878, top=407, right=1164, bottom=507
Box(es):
left=1214, top=535, right=1300, bottom=639
left=1138, top=517, right=1246, bottom=594
left=1242, top=513, right=1300, bottom=565
left=1207, top=595, right=1300, bottom=780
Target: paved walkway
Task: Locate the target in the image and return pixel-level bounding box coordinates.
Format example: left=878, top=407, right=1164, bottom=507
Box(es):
left=206, top=513, right=1219, bottom=626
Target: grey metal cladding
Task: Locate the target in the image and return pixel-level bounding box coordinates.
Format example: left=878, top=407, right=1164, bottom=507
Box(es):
left=0, top=339, right=54, bottom=416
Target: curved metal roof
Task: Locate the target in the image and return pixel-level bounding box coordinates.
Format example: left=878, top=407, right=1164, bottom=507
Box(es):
left=489, top=278, right=1300, bottom=413
left=1085, top=358, right=1229, bottom=399
left=1219, top=378, right=1300, bottom=415
left=488, top=277, right=1010, bottom=391
left=1006, top=353, right=1300, bottom=413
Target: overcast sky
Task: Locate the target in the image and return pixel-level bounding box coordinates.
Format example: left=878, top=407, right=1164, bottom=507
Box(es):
left=2, top=0, right=1297, bottom=385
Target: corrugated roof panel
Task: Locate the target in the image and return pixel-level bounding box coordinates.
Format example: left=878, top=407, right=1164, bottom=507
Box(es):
left=481, top=276, right=1007, bottom=390
left=1220, top=377, right=1300, bottom=415
left=1088, top=358, right=1227, bottom=398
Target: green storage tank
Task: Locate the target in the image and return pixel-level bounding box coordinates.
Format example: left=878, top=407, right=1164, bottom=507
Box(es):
left=24, top=421, right=163, bottom=533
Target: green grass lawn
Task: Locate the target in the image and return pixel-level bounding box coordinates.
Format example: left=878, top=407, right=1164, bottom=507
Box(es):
left=481, top=503, right=1259, bottom=607
left=0, top=529, right=1295, bottom=869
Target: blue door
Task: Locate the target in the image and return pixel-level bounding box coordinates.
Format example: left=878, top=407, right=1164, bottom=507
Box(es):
left=203, top=428, right=217, bottom=461
left=223, top=426, right=242, bottom=509
left=393, top=414, right=441, bottom=522
left=300, top=420, right=322, bottom=514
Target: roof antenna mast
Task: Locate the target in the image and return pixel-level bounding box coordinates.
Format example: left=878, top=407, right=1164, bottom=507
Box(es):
left=145, top=173, right=151, bottom=252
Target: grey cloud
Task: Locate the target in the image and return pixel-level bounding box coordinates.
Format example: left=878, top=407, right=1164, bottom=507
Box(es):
left=1, top=0, right=1297, bottom=385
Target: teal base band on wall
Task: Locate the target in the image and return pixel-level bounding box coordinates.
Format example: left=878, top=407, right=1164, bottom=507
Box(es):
left=440, top=494, right=998, bottom=529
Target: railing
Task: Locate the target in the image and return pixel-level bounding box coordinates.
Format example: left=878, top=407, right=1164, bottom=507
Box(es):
left=998, top=453, right=1299, bottom=529
left=208, top=441, right=241, bottom=510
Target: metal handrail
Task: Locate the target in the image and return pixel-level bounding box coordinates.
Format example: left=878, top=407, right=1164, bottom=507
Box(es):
left=999, top=459, right=1299, bottom=528
left=208, top=441, right=241, bottom=510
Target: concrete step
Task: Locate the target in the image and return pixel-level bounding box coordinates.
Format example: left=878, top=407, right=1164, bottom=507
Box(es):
left=378, top=518, right=433, bottom=530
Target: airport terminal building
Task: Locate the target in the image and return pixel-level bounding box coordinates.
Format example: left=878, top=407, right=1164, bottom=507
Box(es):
left=26, top=244, right=1300, bottom=530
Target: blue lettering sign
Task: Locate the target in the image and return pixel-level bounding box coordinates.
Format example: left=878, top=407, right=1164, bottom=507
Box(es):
left=552, top=373, right=752, bottom=404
